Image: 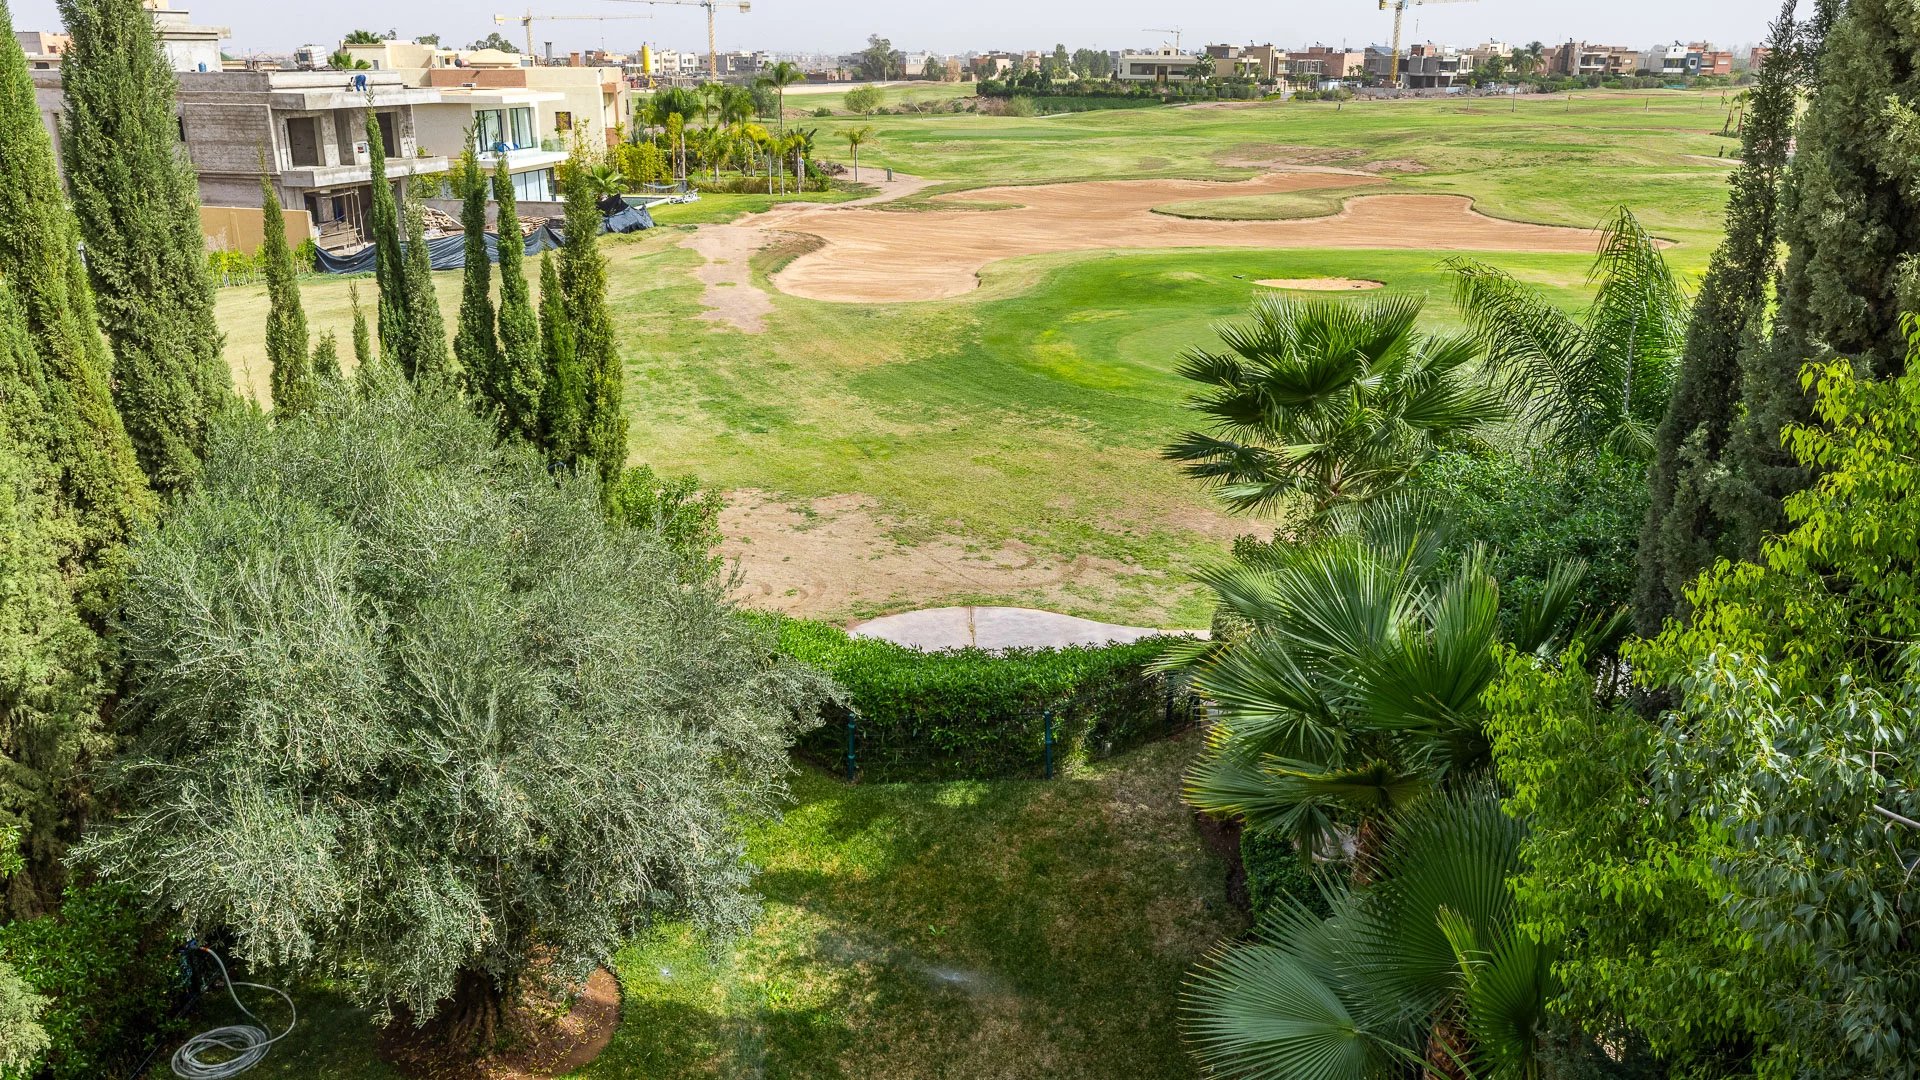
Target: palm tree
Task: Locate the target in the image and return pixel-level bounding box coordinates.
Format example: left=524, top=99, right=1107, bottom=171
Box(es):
left=328, top=50, right=372, bottom=71
left=1448, top=207, right=1687, bottom=458
left=1163, top=295, right=1507, bottom=518
left=1173, top=498, right=1595, bottom=866
left=716, top=84, right=756, bottom=127
left=843, top=125, right=875, bottom=182
left=1186, top=786, right=1556, bottom=1080
left=581, top=162, right=623, bottom=198
left=758, top=60, right=805, bottom=132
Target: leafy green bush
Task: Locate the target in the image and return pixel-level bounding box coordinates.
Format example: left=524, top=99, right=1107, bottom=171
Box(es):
left=1411, top=448, right=1647, bottom=628
left=759, top=616, right=1190, bottom=781
left=605, top=464, right=724, bottom=578
left=0, top=883, right=176, bottom=1080
left=1239, top=830, right=1333, bottom=921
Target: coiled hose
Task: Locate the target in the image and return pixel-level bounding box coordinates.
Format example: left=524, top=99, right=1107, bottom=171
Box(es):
left=169, top=948, right=296, bottom=1079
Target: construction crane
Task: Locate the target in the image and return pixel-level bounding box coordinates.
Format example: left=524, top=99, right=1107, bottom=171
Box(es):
left=1144, top=27, right=1184, bottom=52
left=496, top=10, right=654, bottom=59
left=605, top=0, right=751, bottom=81
left=1379, top=0, right=1477, bottom=85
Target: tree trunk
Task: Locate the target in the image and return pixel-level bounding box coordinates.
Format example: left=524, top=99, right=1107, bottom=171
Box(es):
left=434, top=967, right=508, bottom=1056
left=1425, top=1016, right=1473, bottom=1080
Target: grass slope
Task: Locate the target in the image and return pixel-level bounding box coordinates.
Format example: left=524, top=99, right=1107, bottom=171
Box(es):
left=187, top=739, right=1236, bottom=1079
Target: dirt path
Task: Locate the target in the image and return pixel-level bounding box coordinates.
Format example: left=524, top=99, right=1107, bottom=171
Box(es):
left=680, top=174, right=940, bottom=333
left=750, top=173, right=1608, bottom=304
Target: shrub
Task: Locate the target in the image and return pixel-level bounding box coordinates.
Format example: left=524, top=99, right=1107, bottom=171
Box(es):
left=760, top=616, right=1191, bottom=781
left=1239, top=831, right=1335, bottom=922
left=812, top=106, right=833, bottom=117
left=1410, top=448, right=1647, bottom=630
left=1002, top=96, right=1037, bottom=117
left=0, top=883, right=176, bottom=1080
left=604, top=464, right=724, bottom=578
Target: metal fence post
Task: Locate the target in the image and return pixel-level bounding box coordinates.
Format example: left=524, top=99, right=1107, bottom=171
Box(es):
left=845, top=713, right=858, bottom=783
left=1044, top=709, right=1054, bottom=780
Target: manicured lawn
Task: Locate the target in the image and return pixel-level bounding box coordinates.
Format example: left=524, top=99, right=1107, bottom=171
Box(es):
left=194, top=738, right=1237, bottom=1079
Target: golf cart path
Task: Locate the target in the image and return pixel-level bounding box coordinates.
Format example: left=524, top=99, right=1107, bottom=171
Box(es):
left=851, top=606, right=1188, bottom=651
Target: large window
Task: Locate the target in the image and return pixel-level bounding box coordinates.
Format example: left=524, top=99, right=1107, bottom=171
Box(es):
left=511, top=168, right=554, bottom=203
left=475, top=107, right=537, bottom=153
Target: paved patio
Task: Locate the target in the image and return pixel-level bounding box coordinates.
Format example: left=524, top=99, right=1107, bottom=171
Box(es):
left=850, top=607, right=1189, bottom=651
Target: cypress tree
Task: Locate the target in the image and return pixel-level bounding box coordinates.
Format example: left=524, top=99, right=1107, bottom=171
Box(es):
left=1723, top=0, right=1920, bottom=555
left=55, top=0, right=231, bottom=495
left=366, top=108, right=408, bottom=365
left=537, top=250, right=585, bottom=465
left=453, top=147, right=497, bottom=400
left=0, top=9, right=152, bottom=583
left=261, top=175, right=315, bottom=415
left=349, top=283, right=372, bottom=370
left=401, top=187, right=451, bottom=383
left=1634, top=2, right=1804, bottom=634
left=492, top=160, right=544, bottom=442
left=557, top=158, right=627, bottom=483
left=312, top=332, right=342, bottom=384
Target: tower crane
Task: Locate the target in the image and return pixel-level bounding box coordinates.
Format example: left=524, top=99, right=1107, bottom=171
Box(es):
left=1378, top=0, right=1477, bottom=85
left=604, top=0, right=752, bottom=81
left=497, top=10, right=654, bottom=60
left=1143, top=27, right=1184, bottom=52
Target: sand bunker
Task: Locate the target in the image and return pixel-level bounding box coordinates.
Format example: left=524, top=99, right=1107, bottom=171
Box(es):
left=751, top=173, right=1607, bottom=304
left=1256, top=277, right=1384, bottom=291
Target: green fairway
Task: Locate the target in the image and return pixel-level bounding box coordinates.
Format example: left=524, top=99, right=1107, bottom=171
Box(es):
left=215, top=88, right=1733, bottom=627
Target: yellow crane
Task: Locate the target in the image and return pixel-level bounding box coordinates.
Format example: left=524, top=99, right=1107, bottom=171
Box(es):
left=496, top=11, right=654, bottom=60
left=1379, top=0, right=1478, bottom=85
left=604, top=0, right=752, bottom=81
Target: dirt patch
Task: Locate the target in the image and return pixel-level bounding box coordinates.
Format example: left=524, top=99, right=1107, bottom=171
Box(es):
left=384, top=969, right=620, bottom=1080
left=723, top=490, right=1196, bottom=622
left=1361, top=158, right=1432, bottom=174
left=756, top=173, right=1609, bottom=304
left=681, top=225, right=776, bottom=333
left=1256, top=277, right=1385, bottom=291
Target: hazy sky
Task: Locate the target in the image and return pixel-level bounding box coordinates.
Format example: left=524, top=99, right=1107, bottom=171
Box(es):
left=9, top=0, right=1775, bottom=57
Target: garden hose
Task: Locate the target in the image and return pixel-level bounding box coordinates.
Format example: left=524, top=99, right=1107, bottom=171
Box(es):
left=169, top=947, right=295, bottom=1079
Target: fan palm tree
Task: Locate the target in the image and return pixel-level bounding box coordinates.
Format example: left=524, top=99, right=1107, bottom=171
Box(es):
left=1448, top=207, right=1688, bottom=458
left=842, top=125, right=875, bottom=182
left=758, top=60, right=806, bottom=132
left=1163, top=295, right=1507, bottom=518
left=1173, top=497, right=1594, bottom=866
left=1186, top=786, right=1556, bottom=1080
left=328, top=50, right=372, bottom=71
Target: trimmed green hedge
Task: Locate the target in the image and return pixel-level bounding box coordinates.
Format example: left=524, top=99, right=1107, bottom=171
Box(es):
left=758, top=616, right=1194, bottom=781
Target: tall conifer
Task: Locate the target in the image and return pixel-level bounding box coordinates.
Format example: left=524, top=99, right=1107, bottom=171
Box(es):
left=453, top=148, right=497, bottom=399
left=492, top=160, right=543, bottom=441
left=56, top=0, right=231, bottom=494
left=1634, top=2, right=1804, bottom=633
left=366, top=108, right=408, bottom=364
left=537, top=251, right=585, bottom=464
left=557, top=158, right=626, bottom=482
left=0, top=8, right=152, bottom=582
left=402, top=188, right=451, bottom=382
left=261, top=176, right=314, bottom=415
left=349, top=284, right=372, bottom=369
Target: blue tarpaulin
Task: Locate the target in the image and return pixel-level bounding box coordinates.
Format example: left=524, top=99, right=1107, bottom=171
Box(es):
left=313, top=204, right=654, bottom=275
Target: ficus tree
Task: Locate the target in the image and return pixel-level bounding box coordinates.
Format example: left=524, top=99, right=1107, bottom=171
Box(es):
left=78, top=369, right=830, bottom=1052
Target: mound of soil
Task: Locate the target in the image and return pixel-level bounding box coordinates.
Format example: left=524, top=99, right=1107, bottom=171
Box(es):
left=1255, top=277, right=1385, bottom=292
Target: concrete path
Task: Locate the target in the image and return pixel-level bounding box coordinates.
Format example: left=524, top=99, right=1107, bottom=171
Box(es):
left=850, top=606, right=1185, bottom=652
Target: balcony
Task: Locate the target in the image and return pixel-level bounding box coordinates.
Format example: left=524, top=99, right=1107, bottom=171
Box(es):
left=281, top=154, right=451, bottom=191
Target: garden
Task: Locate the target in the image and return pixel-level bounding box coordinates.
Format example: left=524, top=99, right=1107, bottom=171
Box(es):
left=9, top=1, right=1920, bottom=1079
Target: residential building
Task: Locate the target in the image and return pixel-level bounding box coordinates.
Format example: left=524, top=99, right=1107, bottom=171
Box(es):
left=1550, top=41, right=1639, bottom=78
left=1749, top=45, right=1773, bottom=71
left=1206, top=43, right=1282, bottom=83
left=969, top=51, right=1016, bottom=79
left=338, top=40, right=630, bottom=147
left=1363, top=44, right=1400, bottom=83
left=143, top=1, right=225, bottom=74
left=1287, top=46, right=1366, bottom=85
left=1116, top=48, right=1205, bottom=84
left=1401, top=43, right=1464, bottom=89
left=1697, top=45, right=1734, bottom=76
left=15, top=30, right=69, bottom=70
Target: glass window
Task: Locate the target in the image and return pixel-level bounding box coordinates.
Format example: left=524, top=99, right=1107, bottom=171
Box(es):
left=510, top=108, right=535, bottom=148
left=512, top=168, right=554, bottom=203
left=475, top=109, right=505, bottom=153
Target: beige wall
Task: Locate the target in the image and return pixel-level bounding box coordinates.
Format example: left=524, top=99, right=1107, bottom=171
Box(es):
left=201, top=204, right=314, bottom=254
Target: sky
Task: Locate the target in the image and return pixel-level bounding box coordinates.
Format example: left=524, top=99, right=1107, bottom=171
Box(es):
left=9, top=0, right=1775, bottom=57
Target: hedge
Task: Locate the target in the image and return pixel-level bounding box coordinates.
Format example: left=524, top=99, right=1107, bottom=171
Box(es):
left=757, top=616, right=1195, bottom=781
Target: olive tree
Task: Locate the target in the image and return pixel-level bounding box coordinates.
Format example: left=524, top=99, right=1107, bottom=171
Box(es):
left=79, top=369, right=830, bottom=1051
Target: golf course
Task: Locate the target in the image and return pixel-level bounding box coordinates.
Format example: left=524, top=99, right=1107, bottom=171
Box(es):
left=214, top=89, right=1738, bottom=629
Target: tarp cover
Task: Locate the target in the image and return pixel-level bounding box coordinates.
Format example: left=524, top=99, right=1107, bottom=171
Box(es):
left=314, top=204, right=654, bottom=275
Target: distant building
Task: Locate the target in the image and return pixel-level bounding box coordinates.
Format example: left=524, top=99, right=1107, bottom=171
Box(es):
left=15, top=30, right=69, bottom=70
left=1401, top=42, right=1464, bottom=89
left=969, top=51, right=1017, bottom=79
left=1363, top=44, right=1399, bottom=82
left=1286, top=46, right=1367, bottom=85
left=1115, top=48, right=1204, bottom=85
left=143, top=1, right=226, bottom=73
left=1205, top=43, right=1282, bottom=83
left=1749, top=45, right=1773, bottom=71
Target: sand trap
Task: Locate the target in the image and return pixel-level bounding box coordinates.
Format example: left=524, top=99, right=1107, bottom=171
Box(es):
left=1256, top=277, right=1384, bottom=291
left=750, top=173, right=1610, bottom=304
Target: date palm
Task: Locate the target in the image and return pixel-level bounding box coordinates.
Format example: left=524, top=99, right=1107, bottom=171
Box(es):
left=1164, top=295, right=1507, bottom=517
left=1449, top=207, right=1688, bottom=458
left=758, top=60, right=805, bottom=132
left=843, top=125, right=875, bottom=182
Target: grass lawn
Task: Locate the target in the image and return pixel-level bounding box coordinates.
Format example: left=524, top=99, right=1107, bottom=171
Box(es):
left=195, top=738, right=1236, bottom=1079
